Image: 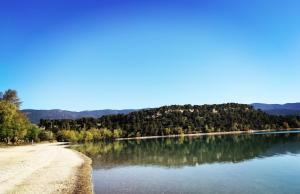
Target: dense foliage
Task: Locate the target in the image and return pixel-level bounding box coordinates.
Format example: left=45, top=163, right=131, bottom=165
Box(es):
left=41, top=103, right=300, bottom=140
left=0, top=89, right=53, bottom=144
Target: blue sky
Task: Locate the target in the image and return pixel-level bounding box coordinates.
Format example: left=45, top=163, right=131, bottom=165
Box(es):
left=1, top=0, right=300, bottom=110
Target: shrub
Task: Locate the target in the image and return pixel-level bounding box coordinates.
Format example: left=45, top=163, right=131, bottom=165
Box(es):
left=26, top=125, right=41, bottom=142
left=113, top=128, right=122, bottom=138
left=39, top=130, right=54, bottom=141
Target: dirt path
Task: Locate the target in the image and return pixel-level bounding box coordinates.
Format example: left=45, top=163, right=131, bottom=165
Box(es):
left=0, top=143, right=92, bottom=194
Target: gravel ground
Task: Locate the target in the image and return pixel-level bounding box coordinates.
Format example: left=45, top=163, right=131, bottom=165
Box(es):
left=0, top=143, right=92, bottom=194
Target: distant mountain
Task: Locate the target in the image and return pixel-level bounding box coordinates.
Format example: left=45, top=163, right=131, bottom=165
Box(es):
left=23, top=103, right=300, bottom=124
left=22, top=109, right=136, bottom=124
left=252, top=103, right=300, bottom=116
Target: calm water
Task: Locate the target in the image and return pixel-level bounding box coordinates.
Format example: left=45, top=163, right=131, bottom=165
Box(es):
left=73, top=131, right=300, bottom=194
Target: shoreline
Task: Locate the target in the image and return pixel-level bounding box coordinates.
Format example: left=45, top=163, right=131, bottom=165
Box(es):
left=1, top=128, right=299, bottom=193
left=0, top=143, right=93, bottom=194
left=72, top=149, right=94, bottom=194
left=116, top=128, right=300, bottom=141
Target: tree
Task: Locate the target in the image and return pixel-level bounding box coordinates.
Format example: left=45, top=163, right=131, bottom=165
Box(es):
left=2, top=89, right=22, bottom=108
left=0, top=101, right=30, bottom=143
left=56, top=130, right=79, bottom=142
left=283, top=122, right=290, bottom=129
left=0, top=90, right=47, bottom=143
left=26, top=125, right=41, bottom=142
left=84, top=131, right=93, bottom=142
left=0, top=101, right=18, bottom=143
left=113, top=128, right=122, bottom=138
left=12, top=111, right=30, bottom=143
left=100, top=128, right=112, bottom=139
left=89, top=128, right=101, bottom=141
left=175, top=127, right=184, bottom=135
left=39, top=130, right=54, bottom=141
left=164, top=128, right=171, bottom=135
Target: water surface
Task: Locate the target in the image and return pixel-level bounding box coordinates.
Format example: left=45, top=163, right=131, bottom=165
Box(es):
left=74, top=131, right=300, bottom=194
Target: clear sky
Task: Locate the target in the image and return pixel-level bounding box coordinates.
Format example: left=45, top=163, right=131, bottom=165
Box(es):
left=1, top=0, right=300, bottom=110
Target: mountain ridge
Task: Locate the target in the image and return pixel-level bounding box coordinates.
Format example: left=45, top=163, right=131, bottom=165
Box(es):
left=22, top=109, right=137, bottom=124
left=251, top=103, right=300, bottom=110
left=251, top=103, right=300, bottom=116
left=23, top=102, right=300, bottom=124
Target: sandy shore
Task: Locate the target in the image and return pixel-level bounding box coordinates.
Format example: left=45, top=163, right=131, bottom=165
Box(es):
left=0, top=143, right=93, bottom=194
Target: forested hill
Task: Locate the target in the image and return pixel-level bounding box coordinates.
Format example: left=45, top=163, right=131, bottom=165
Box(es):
left=22, top=109, right=136, bottom=124
left=40, top=103, right=300, bottom=139
left=25, top=103, right=300, bottom=124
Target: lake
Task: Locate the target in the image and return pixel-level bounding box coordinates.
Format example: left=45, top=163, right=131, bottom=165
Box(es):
left=73, top=131, right=300, bottom=194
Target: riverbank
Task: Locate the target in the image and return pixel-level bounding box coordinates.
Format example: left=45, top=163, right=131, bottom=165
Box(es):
left=0, top=143, right=93, bottom=194
left=116, top=128, right=300, bottom=140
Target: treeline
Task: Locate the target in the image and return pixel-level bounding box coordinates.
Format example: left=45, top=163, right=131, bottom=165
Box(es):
left=56, top=128, right=122, bottom=142
left=40, top=103, right=300, bottom=141
left=2, top=89, right=299, bottom=144
left=0, top=89, right=54, bottom=144
left=0, top=89, right=124, bottom=143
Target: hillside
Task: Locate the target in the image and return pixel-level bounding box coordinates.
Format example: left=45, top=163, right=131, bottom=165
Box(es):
left=23, top=103, right=300, bottom=124
left=22, top=109, right=136, bottom=124
left=40, top=103, right=300, bottom=139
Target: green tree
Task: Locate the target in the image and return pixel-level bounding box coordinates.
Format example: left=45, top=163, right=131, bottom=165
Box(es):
left=57, top=130, right=78, bottom=142
left=89, top=128, right=102, bottom=141
left=164, top=128, right=171, bottom=135
left=39, top=130, right=54, bottom=141
left=26, top=125, right=41, bottom=142
left=113, top=128, right=122, bottom=138
left=11, top=111, right=30, bottom=143
left=84, top=131, right=93, bottom=142
left=175, top=127, right=184, bottom=135
left=100, top=128, right=112, bottom=139
left=0, top=101, right=18, bottom=143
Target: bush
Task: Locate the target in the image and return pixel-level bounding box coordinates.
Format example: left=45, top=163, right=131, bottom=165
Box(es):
left=39, top=130, right=54, bottom=141
left=113, top=128, right=122, bottom=138
left=89, top=128, right=101, bottom=141
left=175, top=127, right=184, bottom=135
left=84, top=131, right=93, bottom=142
left=164, top=128, right=171, bottom=135
left=26, top=125, right=41, bottom=142
left=56, top=130, right=78, bottom=142
left=100, top=128, right=112, bottom=139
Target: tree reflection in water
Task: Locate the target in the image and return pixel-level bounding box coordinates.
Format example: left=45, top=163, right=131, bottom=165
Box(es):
left=72, top=132, right=300, bottom=169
